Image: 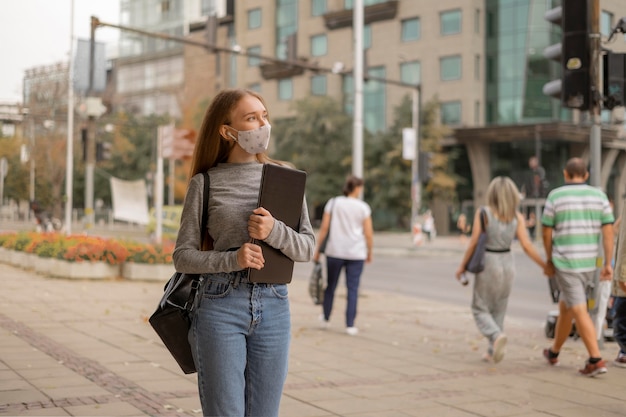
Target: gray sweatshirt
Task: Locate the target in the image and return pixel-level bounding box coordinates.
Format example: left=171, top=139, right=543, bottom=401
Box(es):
left=173, top=162, right=315, bottom=274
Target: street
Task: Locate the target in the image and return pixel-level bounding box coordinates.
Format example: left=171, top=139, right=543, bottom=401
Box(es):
left=294, top=242, right=557, bottom=327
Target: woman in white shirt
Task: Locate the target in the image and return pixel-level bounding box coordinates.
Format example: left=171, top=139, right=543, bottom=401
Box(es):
left=313, top=175, right=374, bottom=335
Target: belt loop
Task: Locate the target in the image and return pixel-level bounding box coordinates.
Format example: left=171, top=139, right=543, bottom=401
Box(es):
left=232, top=272, right=242, bottom=289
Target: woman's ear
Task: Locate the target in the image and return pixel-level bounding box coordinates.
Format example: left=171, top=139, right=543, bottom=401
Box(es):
left=219, top=125, right=235, bottom=141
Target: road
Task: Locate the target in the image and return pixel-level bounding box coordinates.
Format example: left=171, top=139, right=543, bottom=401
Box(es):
left=295, top=248, right=557, bottom=329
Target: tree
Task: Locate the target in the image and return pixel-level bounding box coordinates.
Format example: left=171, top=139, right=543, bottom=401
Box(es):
left=272, top=96, right=353, bottom=223
left=363, top=95, right=413, bottom=229
left=419, top=98, right=458, bottom=203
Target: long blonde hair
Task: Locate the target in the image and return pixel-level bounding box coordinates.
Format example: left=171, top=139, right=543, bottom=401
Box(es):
left=486, top=176, right=520, bottom=222
left=188, top=88, right=278, bottom=179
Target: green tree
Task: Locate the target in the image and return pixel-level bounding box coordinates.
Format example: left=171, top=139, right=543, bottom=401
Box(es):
left=364, top=95, right=413, bottom=229
left=0, top=137, right=29, bottom=204
left=272, top=96, right=353, bottom=223
left=419, top=98, right=458, bottom=203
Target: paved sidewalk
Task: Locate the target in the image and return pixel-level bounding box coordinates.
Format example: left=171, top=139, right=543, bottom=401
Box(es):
left=0, top=233, right=625, bottom=416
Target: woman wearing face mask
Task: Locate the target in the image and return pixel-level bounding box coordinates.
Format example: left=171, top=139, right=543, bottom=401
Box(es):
left=173, top=88, right=315, bottom=416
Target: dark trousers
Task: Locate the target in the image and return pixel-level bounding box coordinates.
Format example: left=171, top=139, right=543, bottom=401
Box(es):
left=613, top=296, right=626, bottom=355
left=323, top=257, right=364, bottom=328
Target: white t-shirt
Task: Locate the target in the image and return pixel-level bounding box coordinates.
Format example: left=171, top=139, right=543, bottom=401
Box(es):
left=324, top=196, right=371, bottom=260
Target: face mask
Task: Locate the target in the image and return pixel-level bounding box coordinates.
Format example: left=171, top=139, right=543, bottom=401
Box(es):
left=226, top=124, right=271, bottom=154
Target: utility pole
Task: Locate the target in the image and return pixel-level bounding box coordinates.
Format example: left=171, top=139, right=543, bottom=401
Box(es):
left=65, top=0, right=75, bottom=234
left=352, top=0, right=364, bottom=183
left=589, top=0, right=601, bottom=188
left=84, top=16, right=98, bottom=231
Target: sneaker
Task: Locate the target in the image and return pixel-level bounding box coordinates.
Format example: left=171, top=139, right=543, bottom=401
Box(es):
left=346, top=326, right=359, bottom=336
left=492, top=333, right=507, bottom=364
left=543, top=348, right=559, bottom=366
left=613, top=354, right=626, bottom=368
left=318, top=314, right=329, bottom=329
left=579, top=359, right=607, bottom=377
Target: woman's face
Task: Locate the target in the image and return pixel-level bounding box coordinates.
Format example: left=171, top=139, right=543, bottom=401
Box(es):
left=229, top=94, right=269, bottom=132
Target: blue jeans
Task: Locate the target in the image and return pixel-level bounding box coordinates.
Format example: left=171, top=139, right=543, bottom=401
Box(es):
left=323, top=257, right=364, bottom=327
left=190, top=271, right=291, bottom=417
left=613, top=296, right=626, bottom=355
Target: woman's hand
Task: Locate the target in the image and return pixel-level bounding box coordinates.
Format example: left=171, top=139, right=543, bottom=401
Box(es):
left=237, top=242, right=265, bottom=270
left=248, top=207, right=275, bottom=241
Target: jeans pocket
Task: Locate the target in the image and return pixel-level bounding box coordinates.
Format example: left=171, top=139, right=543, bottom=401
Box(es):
left=270, top=284, right=289, bottom=299
left=203, top=274, right=232, bottom=299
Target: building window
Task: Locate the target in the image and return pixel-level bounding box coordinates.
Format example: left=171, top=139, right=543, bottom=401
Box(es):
left=311, top=75, right=327, bottom=95
left=344, top=0, right=385, bottom=9
left=312, top=0, right=326, bottom=16
left=441, top=101, right=462, bottom=125
left=343, top=68, right=386, bottom=132
left=474, top=54, right=480, bottom=80
left=311, top=34, right=327, bottom=57
left=601, top=10, right=613, bottom=37
left=474, top=100, right=480, bottom=124
left=276, top=0, right=298, bottom=59
left=474, top=8, right=480, bottom=34
left=440, top=55, right=462, bottom=81
left=441, top=9, right=462, bottom=35
left=247, top=46, right=261, bottom=67
left=364, top=24, right=372, bottom=49
left=400, top=61, right=421, bottom=85
left=249, top=83, right=261, bottom=93
left=248, top=8, right=262, bottom=30
left=278, top=78, right=293, bottom=100
left=401, top=17, right=420, bottom=42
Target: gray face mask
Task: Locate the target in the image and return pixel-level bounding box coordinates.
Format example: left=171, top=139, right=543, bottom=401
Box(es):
left=227, top=124, right=271, bottom=154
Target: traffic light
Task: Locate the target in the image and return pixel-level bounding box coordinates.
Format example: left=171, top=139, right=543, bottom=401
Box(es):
left=96, top=142, right=112, bottom=162
left=81, top=128, right=88, bottom=162
left=603, top=51, right=626, bottom=110
left=418, top=151, right=432, bottom=183
left=542, top=0, right=591, bottom=110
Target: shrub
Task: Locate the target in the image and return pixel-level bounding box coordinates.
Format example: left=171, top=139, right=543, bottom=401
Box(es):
left=0, top=232, right=174, bottom=266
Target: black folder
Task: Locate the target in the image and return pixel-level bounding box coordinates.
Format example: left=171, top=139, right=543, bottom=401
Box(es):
left=248, top=164, right=307, bottom=284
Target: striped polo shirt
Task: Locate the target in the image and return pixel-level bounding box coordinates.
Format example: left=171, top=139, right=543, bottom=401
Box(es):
left=541, top=183, right=614, bottom=272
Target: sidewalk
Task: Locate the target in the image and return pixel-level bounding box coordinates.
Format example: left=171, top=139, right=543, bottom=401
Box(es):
left=0, top=234, right=625, bottom=416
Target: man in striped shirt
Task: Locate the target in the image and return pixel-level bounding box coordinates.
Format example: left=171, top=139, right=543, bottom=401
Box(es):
left=541, top=157, right=614, bottom=377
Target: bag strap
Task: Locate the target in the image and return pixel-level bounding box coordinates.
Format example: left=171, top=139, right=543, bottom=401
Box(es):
left=200, top=172, right=210, bottom=248
left=480, top=207, right=486, bottom=232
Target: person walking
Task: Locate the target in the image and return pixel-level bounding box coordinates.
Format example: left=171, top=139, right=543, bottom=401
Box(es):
left=313, top=175, right=374, bottom=336
left=173, top=88, right=315, bottom=416
left=612, top=201, right=626, bottom=368
left=541, top=157, right=614, bottom=377
left=455, top=176, right=547, bottom=363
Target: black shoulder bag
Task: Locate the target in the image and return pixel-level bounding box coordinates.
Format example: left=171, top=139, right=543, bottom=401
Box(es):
left=149, top=171, right=210, bottom=374
left=465, top=207, right=487, bottom=274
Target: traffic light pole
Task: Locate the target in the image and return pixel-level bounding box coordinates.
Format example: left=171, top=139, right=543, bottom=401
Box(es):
left=589, top=0, right=601, bottom=189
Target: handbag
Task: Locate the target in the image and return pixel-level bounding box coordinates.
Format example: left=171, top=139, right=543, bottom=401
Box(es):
left=465, top=207, right=487, bottom=274
left=308, top=261, right=324, bottom=305
left=149, top=171, right=210, bottom=374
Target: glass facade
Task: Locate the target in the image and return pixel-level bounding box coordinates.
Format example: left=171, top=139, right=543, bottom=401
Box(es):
left=485, top=0, right=566, bottom=125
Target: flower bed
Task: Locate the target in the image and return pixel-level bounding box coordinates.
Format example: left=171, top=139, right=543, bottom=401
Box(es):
left=0, top=231, right=174, bottom=280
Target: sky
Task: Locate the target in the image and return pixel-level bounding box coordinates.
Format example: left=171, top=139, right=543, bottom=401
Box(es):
left=0, top=0, right=120, bottom=102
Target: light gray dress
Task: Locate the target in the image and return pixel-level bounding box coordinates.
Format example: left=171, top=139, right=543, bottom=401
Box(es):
left=471, top=207, right=517, bottom=344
